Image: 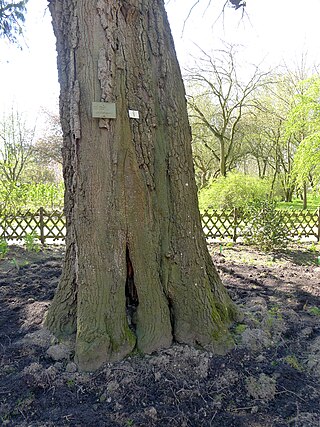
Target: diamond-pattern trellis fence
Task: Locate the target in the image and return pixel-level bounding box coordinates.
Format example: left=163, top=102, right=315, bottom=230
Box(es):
left=201, top=207, right=320, bottom=242
left=0, top=207, right=319, bottom=243
left=0, top=208, right=65, bottom=244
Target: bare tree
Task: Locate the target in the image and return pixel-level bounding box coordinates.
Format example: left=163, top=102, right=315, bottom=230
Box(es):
left=0, top=108, right=35, bottom=183
left=186, top=44, right=270, bottom=178
left=33, top=109, right=63, bottom=165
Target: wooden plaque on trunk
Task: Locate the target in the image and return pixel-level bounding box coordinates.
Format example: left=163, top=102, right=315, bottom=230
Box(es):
left=92, top=102, right=116, bottom=119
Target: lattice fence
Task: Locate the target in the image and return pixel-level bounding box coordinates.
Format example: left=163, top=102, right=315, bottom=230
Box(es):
left=202, top=208, right=320, bottom=242
left=281, top=210, right=320, bottom=240
left=0, top=207, right=319, bottom=243
left=0, top=208, right=65, bottom=243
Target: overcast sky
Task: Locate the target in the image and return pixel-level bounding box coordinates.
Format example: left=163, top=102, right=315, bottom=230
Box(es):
left=0, top=0, right=319, bottom=125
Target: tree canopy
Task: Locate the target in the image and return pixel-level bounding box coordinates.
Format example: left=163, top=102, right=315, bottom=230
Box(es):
left=0, top=0, right=28, bottom=43
left=290, top=77, right=320, bottom=189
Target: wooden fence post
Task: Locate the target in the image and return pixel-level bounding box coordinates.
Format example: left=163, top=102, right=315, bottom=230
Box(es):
left=39, top=207, right=45, bottom=245
left=317, top=207, right=320, bottom=242
left=233, top=207, right=238, bottom=242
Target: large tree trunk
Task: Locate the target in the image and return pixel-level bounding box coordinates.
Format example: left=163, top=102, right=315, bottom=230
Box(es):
left=46, top=0, right=237, bottom=371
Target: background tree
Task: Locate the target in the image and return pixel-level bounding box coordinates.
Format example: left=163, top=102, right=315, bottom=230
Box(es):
left=236, top=109, right=275, bottom=178
left=193, top=65, right=320, bottom=208
left=191, top=127, right=218, bottom=188
left=30, top=109, right=63, bottom=183
left=290, top=76, right=320, bottom=200
left=275, top=58, right=318, bottom=207
left=45, top=0, right=238, bottom=371
left=0, top=108, right=35, bottom=211
left=34, top=109, right=63, bottom=166
left=0, top=108, right=35, bottom=183
left=186, top=44, right=270, bottom=178
left=240, top=72, right=309, bottom=203
left=244, top=80, right=293, bottom=200
left=189, top=94, right=224, bottom=186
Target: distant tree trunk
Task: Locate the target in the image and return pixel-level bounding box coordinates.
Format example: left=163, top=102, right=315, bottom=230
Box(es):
left=261, top=159, right=268, bottom=179
left=220, top=138, right=227, bottom=177
left=303, top=182, right=307, bottom=209
left=45, top=0, right=237, bottom=371
left=284, top=187, right=294, bottom=203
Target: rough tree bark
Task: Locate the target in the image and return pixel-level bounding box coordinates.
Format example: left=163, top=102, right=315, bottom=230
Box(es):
left=45, top=0, right=238, bottom=371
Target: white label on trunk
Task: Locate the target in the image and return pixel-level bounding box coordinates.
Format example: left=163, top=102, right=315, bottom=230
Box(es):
left=128, top=110, right=139, bottom=119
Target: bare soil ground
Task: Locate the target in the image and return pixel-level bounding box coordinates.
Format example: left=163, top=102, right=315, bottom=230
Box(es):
left=0, top=243, right=319, bottom=427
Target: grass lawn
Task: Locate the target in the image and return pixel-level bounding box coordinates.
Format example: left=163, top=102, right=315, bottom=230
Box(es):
left=277, top=195, right=320, bottom=211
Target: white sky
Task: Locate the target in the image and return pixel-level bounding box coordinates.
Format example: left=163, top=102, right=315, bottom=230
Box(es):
left=167, top=0, right=320, bottom=69
left=0, top=0, right=319, bottom=125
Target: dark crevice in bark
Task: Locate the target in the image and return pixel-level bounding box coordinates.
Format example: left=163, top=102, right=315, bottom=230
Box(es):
left=167, top=293, right=176, bottom=342
left=125, top=245, right=139, bottom=333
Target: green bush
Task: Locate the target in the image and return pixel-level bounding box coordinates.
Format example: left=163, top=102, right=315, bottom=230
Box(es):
left=24, top=233, right=41, bottom=253
left=244, top=199, right=291, bottom=252
left=277, top=193, right=320, bottom=211
left=198, top=173, right=276, bottom=211
left=0, top=239, right=8, bottom=259
left=0, top=182, right=64, bottom=213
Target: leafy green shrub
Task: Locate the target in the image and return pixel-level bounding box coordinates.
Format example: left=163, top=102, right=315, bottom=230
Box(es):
left=198, top=173, right=277, bottom=211
left=24, top=233, right=41, bottom=253
left=0, top=182, right=64, bottom=213
left=244, top=199, right=291, bottom=252
left=308, top=306, right=320, bottom=316
left=283, top=355, right=303, bottom=371
left=0, top=239, right=8, bottom=259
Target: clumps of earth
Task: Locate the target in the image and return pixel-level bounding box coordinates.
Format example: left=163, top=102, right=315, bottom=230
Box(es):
left=0, top=244, right=319, bottom=426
